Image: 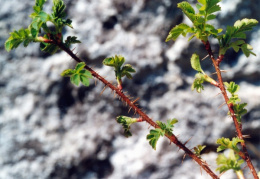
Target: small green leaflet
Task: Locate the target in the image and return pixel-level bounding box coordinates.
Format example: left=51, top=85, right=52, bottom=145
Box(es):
left=165, top=23, right=191, bottom=42
left=197, top=0, right=221, bottom=16
left=61, top=62, right=92, bottom=86
left=216, top=137, right=244, bottom=153
left=177, top=2, right=196, bottom=23
left=216, top=150, right=244, bottom=173
left=147, top=119, right=178, bottom=150
left=64, top=36, right=81, bottom=48
left=191, top=53, right=203, bottom=73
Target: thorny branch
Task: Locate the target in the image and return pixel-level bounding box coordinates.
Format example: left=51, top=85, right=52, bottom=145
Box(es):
left=202, top=40, right=259, bottom=179
left=48, top=38, right=220, bottom=179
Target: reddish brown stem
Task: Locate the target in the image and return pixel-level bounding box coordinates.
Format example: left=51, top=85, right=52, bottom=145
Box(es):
left=53, top=41, right=219, bottom=179
left=203, top=40, right=259, bottom=179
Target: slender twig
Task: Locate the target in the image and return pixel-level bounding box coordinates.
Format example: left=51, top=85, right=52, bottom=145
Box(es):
left=51, top=40, right=219, bottom=179
left=203, top=40, right=259, bottom=179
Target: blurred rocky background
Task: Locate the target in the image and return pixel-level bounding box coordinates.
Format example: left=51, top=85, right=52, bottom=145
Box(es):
left=0, top=0, right=259, bottom=179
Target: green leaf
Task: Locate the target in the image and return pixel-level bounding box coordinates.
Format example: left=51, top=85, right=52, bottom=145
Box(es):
left=79, top=69, right=92, bottom=86
left=75, top=62, right=85, bottom=73
left=165, top=23, right=191, bottom=41
left=216, top=150, right=244, bottom=173
left=191, top=53, right=203, bottom=72
left=64, top=36, right=81, bottom=48
left=116, top=116, right=140, bottom=137
left=5, top=28, right=35, bottom=52
left=79, top=69, right=92, bottom=78
left=103, top=57, right=115, bottom=67
left=121, top=64, right=136, bottom=79
left=147, top=129, right=164, bottom=150
left=165, top=118, right=178, bottom=134
left=70, top=74, right=80, bottom=86
left=80, top=75, right=90, bottom=86
left=177, top=2, right=196, bottom=22
left=61, top=69, right=75, bottom=77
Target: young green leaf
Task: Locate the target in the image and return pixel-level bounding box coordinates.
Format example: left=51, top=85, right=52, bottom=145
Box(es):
left=70, top=74, right=80, bottom=86
left=216, top=150, right=244, bottom=173
left=147, top=129, right=165, bottom=150
left=193, top=145, right=206, bottom=157
left=191, top=53, right=203, bottom=73
left=177, top=2, right=196, bottom=22
left=165, top=23, right=191, bottom=42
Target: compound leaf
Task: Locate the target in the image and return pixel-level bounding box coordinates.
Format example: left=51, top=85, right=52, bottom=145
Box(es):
left=216, top=150, right=244, bottom=173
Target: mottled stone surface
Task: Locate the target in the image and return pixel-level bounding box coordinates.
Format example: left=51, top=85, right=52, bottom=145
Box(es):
left=0, top=0, right=259, bottom=179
